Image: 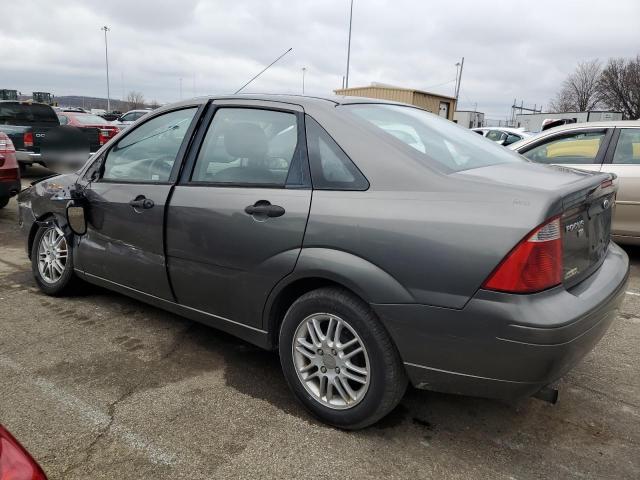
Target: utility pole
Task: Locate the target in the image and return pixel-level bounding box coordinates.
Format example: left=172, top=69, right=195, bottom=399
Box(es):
left=302, top=67, right=307, bottom=94
left=101, top=26, right=111, bottom=112
left=179, top=77, right=183, bottom=100
left=345, top=0, right=354, bottom=89
left=454, top=57, right=464, bottom=102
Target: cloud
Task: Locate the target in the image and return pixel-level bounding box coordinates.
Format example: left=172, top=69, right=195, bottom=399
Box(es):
left=2, top=0, right=638, bottom=118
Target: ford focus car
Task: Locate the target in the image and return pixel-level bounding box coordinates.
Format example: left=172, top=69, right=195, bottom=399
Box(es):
left=17, top=95, right=629, bottom=429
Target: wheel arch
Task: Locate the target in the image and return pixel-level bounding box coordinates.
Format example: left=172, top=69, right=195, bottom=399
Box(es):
left=27, top=212, right=68, bottom=258
left=263, top=248, right=414, bottom=349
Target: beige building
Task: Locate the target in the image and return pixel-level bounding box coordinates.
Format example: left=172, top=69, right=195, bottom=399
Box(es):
left=334, top=83, right=457, bottom=121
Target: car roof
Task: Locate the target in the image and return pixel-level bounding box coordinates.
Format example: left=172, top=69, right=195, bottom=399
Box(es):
left=537, top=120, right=640, bottom=134
left=154, top=93, right=414, bottom=114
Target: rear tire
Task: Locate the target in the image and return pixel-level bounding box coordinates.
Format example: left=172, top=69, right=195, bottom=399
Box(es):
left=31, top=223, right=79, bottom=296
left=18, top=163, right=27, bottom=176
left=0, top=198, right=8, bottom=209
left=279, top=287, right=407, bottom=429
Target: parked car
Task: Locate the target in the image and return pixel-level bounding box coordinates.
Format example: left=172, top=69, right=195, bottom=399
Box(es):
left=0, top=101, right=60, bottom=172
left=100, top=110, right=122, bottom=122
left=0, top=424, right=48, bottom=479
left=0, top=132, right=20, bottom=209
left=472, top=127, right=533, bottom=146
left=509, top=121, right=640, bottom=245
left=17, top=95, right=628, bottom=429
left=57, top=112, right=120, bottom=154
left=111, top=109, right=150, bottom=129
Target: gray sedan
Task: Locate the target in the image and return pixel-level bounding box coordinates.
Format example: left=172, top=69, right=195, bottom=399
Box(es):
left=17, top=95, right=629, bottom=429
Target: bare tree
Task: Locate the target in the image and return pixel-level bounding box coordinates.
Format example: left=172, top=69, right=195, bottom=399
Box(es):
left=598, top=55, right=640, bottom=120
left=126, top=91, right=145, bottom=110
left=549, top=60, right=603, bottom=112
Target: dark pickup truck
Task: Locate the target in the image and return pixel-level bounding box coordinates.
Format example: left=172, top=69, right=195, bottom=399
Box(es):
left=0, top=101, right=60, bottom=172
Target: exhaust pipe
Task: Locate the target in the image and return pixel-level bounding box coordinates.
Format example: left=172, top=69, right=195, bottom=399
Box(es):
left=533, top=386, right=559, bottom=404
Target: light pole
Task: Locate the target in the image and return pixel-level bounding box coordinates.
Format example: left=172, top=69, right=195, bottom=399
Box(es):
left=345, top=0, right=354, bottom=89
left=101, top=26, right=111, bottom=112
left=302, top=67, right=307, bottom=94
left=454, top=57, right=464, bottom=102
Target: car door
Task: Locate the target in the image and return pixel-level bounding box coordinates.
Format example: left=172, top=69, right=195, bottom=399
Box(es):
left=76, top=105, right=201, bottom=299
left=165, top=102, right=312, bottom=328
left=517, top=128, right=613, bottom=173
left=601, top=127, right=640, bottom=240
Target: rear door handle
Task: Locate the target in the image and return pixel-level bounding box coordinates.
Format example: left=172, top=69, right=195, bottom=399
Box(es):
left=129, top=195, right=154, bottom=210
left=244, top=200, right=285, bottom=218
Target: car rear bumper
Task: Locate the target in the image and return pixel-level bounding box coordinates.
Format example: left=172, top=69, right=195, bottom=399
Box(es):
left=15, top=150, right=43, bottom=165
left=372, top=242, right=629, bottom=401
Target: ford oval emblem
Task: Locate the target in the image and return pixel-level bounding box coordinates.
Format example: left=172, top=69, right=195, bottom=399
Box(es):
left=603, top=199, right=610, bottom=209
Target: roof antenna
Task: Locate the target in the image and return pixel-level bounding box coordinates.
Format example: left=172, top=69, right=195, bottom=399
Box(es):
left=234, top=48, right=293, bottom=94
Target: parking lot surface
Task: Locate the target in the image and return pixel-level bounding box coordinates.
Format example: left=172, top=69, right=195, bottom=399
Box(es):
left=1, top=167, right=639, bottom=480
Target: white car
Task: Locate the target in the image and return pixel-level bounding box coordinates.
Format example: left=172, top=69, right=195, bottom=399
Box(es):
left=472, top=127, right=533, bottom=146
left=111, top=109, right=150, bottom=130
left=508, top=120, right=640, bottom=245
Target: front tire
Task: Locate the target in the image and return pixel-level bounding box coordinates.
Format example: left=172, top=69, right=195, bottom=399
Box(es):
left=0, top=197, right=8, bottom=209
left=31, top=223, right=78, bottom=296
left=279, top=287, right=407, bottom=429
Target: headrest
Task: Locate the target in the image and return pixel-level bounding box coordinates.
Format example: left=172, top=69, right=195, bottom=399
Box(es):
left=224, top=122, right=268, bottom=159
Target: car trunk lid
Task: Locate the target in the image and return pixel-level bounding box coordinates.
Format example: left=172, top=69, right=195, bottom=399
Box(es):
left=561, top=176, right=616, bottom=287
left=456, top=162, right=617, bottom=289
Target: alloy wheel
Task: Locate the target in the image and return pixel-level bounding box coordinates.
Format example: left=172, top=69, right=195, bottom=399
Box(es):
left=292, top=313, right=370, bottom=410
left=37, top=227, right=68, bottom=284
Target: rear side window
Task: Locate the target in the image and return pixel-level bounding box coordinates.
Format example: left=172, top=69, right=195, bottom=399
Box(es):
left=522, top=131, right=606, bottom=165
left=347, top=104, right=524, bottom=173
left=305, top=116, right=368, bottom=190
left=612, top=129, right=640, bottom=164
left=0, top=103, right=59, bottom=125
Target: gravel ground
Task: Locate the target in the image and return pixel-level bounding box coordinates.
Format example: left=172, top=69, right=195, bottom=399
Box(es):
left=1, top=166, right=639, bottom=479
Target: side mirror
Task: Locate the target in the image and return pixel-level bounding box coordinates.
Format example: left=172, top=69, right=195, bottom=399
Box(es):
left=66, top=201, right=87, bottom=235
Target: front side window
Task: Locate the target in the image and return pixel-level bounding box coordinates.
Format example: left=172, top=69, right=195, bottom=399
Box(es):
left=191, top=108, right=298, bottom=186
left=612, top=129, right=640, bottom=165
left=102, top=108, right=197, bottom=182
left=522, top=130, right=606, bottom=165
left=347, top=104, right=525, bottom=173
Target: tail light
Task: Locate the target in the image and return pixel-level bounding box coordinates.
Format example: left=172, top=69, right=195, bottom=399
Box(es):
left=23, top=132, right=33, bottom=148
left=0, top=426, right=48, bottom=479
left=483, top=216, right=562, bottom=294
left=99, top=128, right=117, bottom=145
left=0, top=137, right=15, bottom=154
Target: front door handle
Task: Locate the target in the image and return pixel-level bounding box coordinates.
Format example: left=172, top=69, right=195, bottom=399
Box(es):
left=129, top=195, right=154, bottom=210
left=244, top=200, right=285, bottom=218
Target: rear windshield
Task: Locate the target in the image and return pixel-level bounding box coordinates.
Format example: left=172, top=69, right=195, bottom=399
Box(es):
left=73, top=114, right=109, bottom=125
left=346, top=104, right=525, bottom=173
left=0, top=102, right=59, bottom=125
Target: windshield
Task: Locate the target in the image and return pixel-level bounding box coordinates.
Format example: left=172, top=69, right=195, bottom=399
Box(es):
left=73, top=114, right=109, bottom=125
left=346, top=104, right=525, bottom=173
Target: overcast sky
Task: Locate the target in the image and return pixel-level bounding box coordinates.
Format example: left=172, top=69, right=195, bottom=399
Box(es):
left=2, top=0, right=638, bottom=119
